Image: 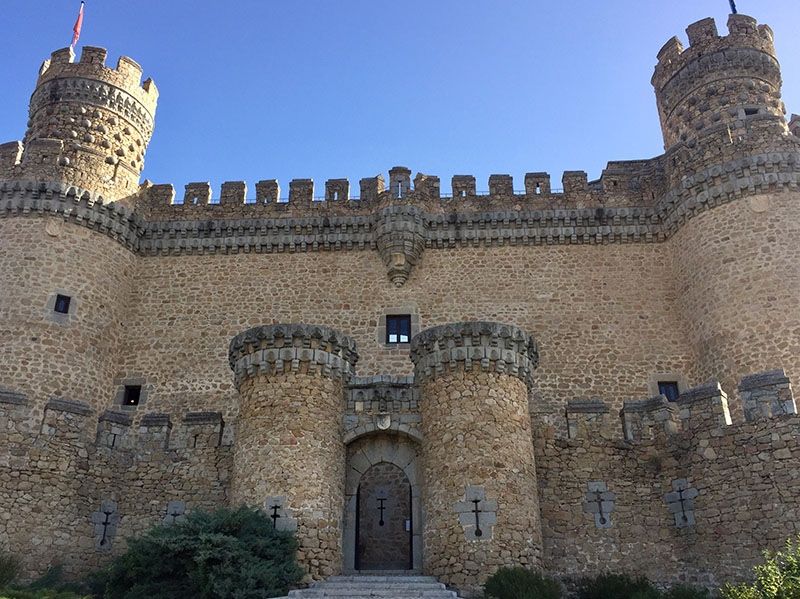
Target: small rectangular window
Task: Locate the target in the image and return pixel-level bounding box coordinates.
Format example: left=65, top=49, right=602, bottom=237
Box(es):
left=123, top=385, right=142, bottom=406
left=54, top=294, right=71, bottom=314
left=386, top=315, right=412, bottom=344
left=744, top=108, right=759, bottom=116
left=658, top=381, right=680, bottom=402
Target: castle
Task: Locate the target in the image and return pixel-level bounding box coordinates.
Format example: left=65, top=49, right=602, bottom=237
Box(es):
left=1, top=11, right=800, bottom=597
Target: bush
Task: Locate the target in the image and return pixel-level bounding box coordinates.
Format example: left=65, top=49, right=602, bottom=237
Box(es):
left=484, top=567, right=562, bottom=599
left=0, top=552, right=20, bottom=588
left=663, top=585, right=709, bottom=599
left=0, top=590, right=88, bottom=599
left=578, top=573, right=660, bottom=599
left=720, top=536, right=800, bottom=599
left=94, top=505, right=304, bottom=599
left=0, top=564, right=91, bottom=599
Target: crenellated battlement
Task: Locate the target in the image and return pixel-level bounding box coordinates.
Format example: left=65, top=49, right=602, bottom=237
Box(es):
left=5, top=46, right=161, bottom=202
left=614, top=370, right=797, bottom=443
left=652, top=14, right=785, bottom=151
left=652, top=15, right=776, bottom=93
left=37, top=46, right=158, bottom=116
left=139, top=160, right=667, bottom=217
left=0, top=390, right=229, bottom=454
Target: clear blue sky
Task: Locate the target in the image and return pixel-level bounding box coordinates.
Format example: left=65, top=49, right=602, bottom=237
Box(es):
left=1, top=1, right=798, bottom=196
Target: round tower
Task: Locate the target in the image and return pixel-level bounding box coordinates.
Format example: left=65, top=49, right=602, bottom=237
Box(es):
left=228, top=324, right=358, bottom=580
left=653, top=16, right=800, bottom=415
left=0, top=47, right=154, bottom=420
left=17, top=45, right=158, bottom=201
left=652, top=14, right=786, bottom=151
left=410, top=322, right=541, bottom=594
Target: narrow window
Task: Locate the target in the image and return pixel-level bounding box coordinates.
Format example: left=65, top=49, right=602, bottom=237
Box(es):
left=54, top=294, right=71, bottom=314
left=658, top=381, right=680, bottom=402
left=535, top=183, right=541, bottom=195
left=386, top=315, right=412, bottom=344
left=744, top=107, right=759, bottom=116
left=123, top=385, right=142, bottom=406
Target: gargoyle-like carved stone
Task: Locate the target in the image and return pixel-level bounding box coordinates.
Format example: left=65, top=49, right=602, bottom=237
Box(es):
left=373, top=205, right=426, bottom=287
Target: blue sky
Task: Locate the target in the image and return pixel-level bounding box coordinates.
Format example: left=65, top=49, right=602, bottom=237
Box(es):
left=1, top=1, right=798, bottom=196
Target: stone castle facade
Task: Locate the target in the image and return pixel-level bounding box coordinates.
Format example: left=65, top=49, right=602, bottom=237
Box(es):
left=1, top=11, right=800, bottom=596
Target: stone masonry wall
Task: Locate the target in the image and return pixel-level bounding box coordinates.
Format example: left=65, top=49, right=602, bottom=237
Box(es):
left=412, top=322, right=542, bottom=596
left=536, top=373, right=800, bottom=588
left=232, top=373, right=345, bottom=580
left=229, top=325, right=357, bottom=580
left=418, top=370, right=541, bottom=594
left=0, top=217, right=137, bottom=417
left=670, top=193, right=800, bottom=418
left=117, top=239, right=692, bottom=433
left=0, top=397, right=230, bottom=580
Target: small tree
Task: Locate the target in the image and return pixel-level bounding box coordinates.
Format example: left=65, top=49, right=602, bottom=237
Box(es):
left=94, top=506, right=303, bottom=599
left=721, top=536, right=800, bottom=599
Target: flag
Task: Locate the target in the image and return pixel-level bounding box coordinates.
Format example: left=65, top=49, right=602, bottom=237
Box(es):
left=71, top=2, right=85, bottom=47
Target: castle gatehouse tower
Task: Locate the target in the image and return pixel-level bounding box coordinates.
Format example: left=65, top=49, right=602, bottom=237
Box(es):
left=228, top=324, right=358, bottom=579
left=410, top=322, right=542, bottom=593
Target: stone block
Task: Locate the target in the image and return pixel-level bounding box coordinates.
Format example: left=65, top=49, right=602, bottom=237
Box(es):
left=738, top=369, right=796, bottom=421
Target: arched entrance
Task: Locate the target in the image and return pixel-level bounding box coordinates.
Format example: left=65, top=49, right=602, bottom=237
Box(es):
left=343, top=433, right=422, bottom=572
left=356, top=462, right=412, bottom=570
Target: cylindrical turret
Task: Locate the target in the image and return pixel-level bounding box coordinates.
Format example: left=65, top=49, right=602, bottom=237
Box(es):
left=655, top=16, right=800, bottom=419
left=652, top=14, right=786, bottom=151
left=14, top=45, right=158, bottom=202
left=228, top=324, right=358, bottom=580
left=410, top=322, right=541, bottom=594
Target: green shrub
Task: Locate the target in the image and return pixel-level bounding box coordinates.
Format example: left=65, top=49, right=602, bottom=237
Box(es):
left=663, top=585, right=709, bottom=599
left=0, top=590, right=88, bottom=599
left=578, top=573, right=659, bottom=599
left=720, top=536, right=800, bottom=599
left=0, top=563, right=90, bottom=599
left=484, top=567, right=562, bottom=599
left=94, top=505, right=304, bottom=599
left=0, top=552, right=20, bottom=588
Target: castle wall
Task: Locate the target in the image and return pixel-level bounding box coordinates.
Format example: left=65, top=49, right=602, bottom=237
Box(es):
left=0, top=216, right=136, bottom=416
left=117, top=241, right=693, bottom=431
left=536, top=390, right=800, bottom=588
left=670, top=192, right=800, bottom=414
left=0, top=397, right=230, bottom=580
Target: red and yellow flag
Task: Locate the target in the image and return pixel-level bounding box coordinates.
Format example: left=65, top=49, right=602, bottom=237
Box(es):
left=71, top=2, right=85, bottom=47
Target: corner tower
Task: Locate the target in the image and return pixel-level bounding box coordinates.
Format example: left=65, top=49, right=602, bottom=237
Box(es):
left=654, top=14, right=800, bottom=417
left=4, top=45, right=158, bottom=202
left=652, top=14, right=786, bottom=151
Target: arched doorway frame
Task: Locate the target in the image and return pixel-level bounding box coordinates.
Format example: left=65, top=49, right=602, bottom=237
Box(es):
left=343, top=430, right=423, bottom=572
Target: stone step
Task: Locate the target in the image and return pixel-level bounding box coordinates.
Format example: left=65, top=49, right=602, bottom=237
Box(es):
left=285, top=574, right=465, bottom=599
left=290, top=591, right=458, bottom=598
left=323, top=576, right=439, bottom=584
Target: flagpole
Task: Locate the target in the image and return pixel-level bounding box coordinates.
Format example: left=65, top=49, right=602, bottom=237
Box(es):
left=71, top=1, right=85, bottom=49
left=729, top=0, right=738, bottom=14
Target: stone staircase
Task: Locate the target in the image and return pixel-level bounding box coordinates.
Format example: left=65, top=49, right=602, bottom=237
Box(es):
left=283, top=574, right=465, bottom=598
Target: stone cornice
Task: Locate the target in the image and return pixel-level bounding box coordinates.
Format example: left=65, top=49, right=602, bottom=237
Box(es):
left=410, top=321, right=538, bottom=388
left=0, top=180, right=143, bottom=251
left=229, top=324, right=359, bottom=386
left=2, top=148, right=799, bottom=258
left=30, top=75, right=155, bottom=138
